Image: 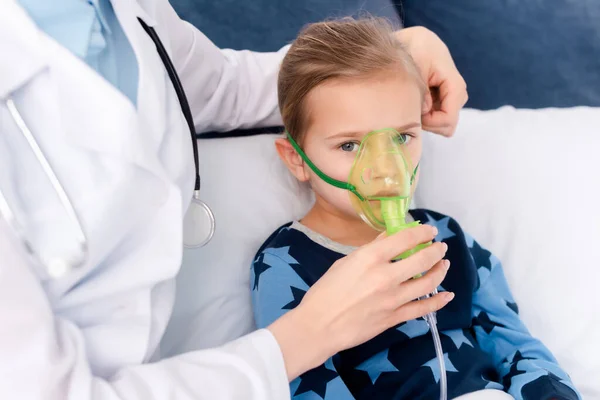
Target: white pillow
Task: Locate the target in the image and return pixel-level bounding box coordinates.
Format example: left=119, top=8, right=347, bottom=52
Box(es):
left=415, top=107, right=600, bottom=399
left=160, top=134, right=313, bottom=354
left=161, top=107, right=600, bottom=398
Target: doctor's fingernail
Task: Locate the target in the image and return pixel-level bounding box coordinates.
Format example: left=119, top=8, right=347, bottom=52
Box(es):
left=444, top=260, right=451, bottom=270
left=445, top=292, right=455, bottom=302
left=431, top=226, right=438, bottom=237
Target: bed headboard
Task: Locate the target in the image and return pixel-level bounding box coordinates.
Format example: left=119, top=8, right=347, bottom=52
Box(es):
left=397, top=0, right=600, bottom=109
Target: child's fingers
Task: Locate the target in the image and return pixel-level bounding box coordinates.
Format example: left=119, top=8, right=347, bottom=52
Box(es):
left=397, top=242, right=448, bottom=283
left=363, top=224, right=438, bottom=263
left=396, top=258, right=449, bottom=303
left=390, top=291, right=455, bottom=325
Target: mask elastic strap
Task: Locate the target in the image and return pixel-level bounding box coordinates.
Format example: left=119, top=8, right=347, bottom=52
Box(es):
left=286, top=132, right=365, bottom=201
left=411, top=163, right=419, bottom=185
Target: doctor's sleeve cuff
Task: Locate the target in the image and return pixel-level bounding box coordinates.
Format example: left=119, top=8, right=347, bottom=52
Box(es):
left=109, top=329, right=291, bottom=400
left=225, top=328, right=291, bottom=400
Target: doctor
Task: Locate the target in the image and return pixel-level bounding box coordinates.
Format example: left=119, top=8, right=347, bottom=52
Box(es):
left=0, top=1, right=467, bottom=399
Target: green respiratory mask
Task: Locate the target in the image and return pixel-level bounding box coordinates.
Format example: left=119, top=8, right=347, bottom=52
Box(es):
left=287, top=128, right=431, bottom=260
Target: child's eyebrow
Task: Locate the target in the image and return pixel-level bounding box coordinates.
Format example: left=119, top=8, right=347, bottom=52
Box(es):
left=327, top=122, right=421, bottom=140
left=392, top=122, right=421, bottom=133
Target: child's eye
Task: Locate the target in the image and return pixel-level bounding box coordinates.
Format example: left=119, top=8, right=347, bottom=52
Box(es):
left=395, top=133, right=412, bottom=145
left=340, top=142, right=359, bottom=152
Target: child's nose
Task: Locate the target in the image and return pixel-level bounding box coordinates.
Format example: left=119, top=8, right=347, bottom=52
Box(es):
left=372, top=153, right=400, bottom=179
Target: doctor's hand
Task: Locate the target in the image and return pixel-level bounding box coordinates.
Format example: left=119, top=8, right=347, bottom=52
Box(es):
left=395, top=26, right=468, bottom=137
left=268, top=224, right=454, bottom=381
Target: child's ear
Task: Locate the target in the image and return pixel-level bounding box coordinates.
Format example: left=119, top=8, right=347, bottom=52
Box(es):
left=275, top=137, right=310, bottom=182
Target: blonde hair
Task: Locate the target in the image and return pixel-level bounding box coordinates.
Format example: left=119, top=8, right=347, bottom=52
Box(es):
left=278, top=16, right=427, bottom=145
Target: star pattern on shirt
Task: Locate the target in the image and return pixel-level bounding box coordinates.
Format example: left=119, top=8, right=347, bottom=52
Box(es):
left=294, top=363, right=339, bottom=399
left=469, top=239, right=494, bottom=290
left=474, top=311, right=507, bottom=335
left=422, top=353, right=458, bottom=383
left=443, top=329, right=473, bottom=350
left=464, top=233, right=475, bottom=248
left=520, top=371, right=580, bottom=400
left=506, top=300, right=519, bottom=314
left=282, top=286, right=306, bottom=310
left=263, top=246, right=298, bottom=263
left=469, top=240, right=493, bottom=272
left=252, top=246, right=298, bottom=290
left=424, top=213, right=456, bottom=242
left=503, top=357, right=580, bottom=400
left=501, top=350, right=531, bottom=387
left=475, top=265, right=491, bottom=292
left=396, top=318, right=430, bottom=339
left=252, top=253, right=270, bottom=290
left=356, top=349, right=399, bottom=384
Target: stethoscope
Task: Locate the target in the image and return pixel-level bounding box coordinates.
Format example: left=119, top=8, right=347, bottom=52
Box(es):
left=0, top=19, right=215, bottom=278
left=139, top=19, right=215, bottom=250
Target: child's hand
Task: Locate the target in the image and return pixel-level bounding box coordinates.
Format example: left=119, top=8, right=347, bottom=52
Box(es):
left=268, top=224, right=453, bottom=381
left=395, top=26, right=468, bottom=137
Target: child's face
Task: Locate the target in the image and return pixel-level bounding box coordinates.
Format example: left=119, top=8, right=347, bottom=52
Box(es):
left=283, top=73, right=423, bottom=222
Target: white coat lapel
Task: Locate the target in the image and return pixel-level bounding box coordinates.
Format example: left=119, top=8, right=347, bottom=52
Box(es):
left=3, top=0, right=172, bottom=184
left=2, top=1, right=164, bottom=179
left=45, top=38, right=169, bottom=188
left=111, top=0, right=170, bottom=161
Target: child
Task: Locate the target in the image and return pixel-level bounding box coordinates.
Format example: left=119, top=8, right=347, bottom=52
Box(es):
left=250, top=17, right=579, bottom=400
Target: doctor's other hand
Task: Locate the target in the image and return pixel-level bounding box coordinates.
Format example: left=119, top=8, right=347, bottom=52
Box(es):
left=268, top=224, right=453, bottom=381
left=395, top=26, right=468, bottom=137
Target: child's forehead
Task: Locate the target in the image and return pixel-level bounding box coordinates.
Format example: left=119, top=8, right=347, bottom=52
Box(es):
left=305, top=75, right=422, bottom=115
left=303, top=84, right=423, bottom=141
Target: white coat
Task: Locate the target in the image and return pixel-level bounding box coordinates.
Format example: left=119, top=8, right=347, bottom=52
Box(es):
left=0, top=0, right=290, bottom=398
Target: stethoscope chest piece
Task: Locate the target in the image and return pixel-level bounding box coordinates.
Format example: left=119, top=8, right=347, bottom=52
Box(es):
left=183, top=190, right=215, bottom=248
